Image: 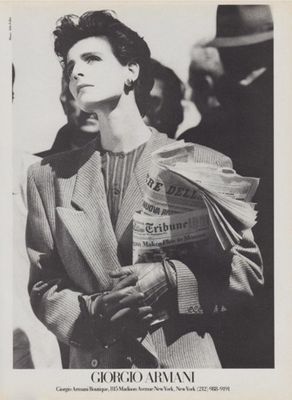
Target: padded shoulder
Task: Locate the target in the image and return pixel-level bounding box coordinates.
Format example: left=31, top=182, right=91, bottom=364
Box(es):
left=28, top=139, right=97, bottom=183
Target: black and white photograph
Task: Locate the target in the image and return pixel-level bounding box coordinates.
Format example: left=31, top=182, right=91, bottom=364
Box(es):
left=1, top=0, right=292, bottom=398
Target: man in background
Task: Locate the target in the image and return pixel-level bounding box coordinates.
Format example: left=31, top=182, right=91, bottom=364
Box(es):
left=184, top=5, right=274, bottom=368
left=180, top=45, right=227, bottom=147
left=143, top=59, right=184, bottom=139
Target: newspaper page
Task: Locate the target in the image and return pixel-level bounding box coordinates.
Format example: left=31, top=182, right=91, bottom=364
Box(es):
left=133, top=209, right=210, bottom=263
left=137, top=141, right=259, bottom=253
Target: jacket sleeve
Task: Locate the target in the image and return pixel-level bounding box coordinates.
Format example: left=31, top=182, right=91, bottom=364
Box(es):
left=171, top=228, right=264, bottom=315
left=170, top=152, right=264, bottom=315
left=26, top=167, right=99, bottom=349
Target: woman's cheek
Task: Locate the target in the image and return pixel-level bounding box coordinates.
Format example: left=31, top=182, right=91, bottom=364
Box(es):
left=69, top=81, right=77, bottom=99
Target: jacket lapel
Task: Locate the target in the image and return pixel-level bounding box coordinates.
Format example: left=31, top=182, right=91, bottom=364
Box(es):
left=114, top=131, right=170, bottom=365
left=115, top=130, right=171, bottom=242
left=56, top=144, right=121, bottom=289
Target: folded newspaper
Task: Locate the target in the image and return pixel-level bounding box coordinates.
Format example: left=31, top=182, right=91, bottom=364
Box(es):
left=133, top=141, right=259, bottom=263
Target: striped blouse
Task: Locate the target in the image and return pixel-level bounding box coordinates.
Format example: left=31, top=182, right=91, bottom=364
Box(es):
left=99, top=141, right=146, bottom=229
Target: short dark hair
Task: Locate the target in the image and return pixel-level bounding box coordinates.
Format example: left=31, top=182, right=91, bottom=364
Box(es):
left=54, top=10, right=153, bottom=116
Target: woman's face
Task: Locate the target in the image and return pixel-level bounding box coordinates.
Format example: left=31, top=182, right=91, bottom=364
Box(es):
left=67, top=36, right=128, bottom=112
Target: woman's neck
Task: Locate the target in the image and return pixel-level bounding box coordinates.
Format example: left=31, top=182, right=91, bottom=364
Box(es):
left=96, top=94, right=151, bottom=153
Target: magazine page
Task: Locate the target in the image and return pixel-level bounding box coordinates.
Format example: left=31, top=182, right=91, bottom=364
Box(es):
left=0, top=1, right=291, bottom=400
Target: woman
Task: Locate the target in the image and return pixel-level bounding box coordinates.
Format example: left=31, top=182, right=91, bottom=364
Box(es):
left=26, top=10, right=263, bottom=368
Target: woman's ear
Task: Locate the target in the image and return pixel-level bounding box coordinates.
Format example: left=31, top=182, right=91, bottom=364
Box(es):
left=124, top=62, right=140, bottom=94
left=126, top=62, right=140, bottom=84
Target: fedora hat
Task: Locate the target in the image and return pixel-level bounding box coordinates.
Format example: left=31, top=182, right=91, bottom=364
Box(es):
left=209, top=5, right=273, bottom=47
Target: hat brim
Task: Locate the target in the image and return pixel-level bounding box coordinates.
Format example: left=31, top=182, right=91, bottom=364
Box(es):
left=208, top=30, right=273, bottom=47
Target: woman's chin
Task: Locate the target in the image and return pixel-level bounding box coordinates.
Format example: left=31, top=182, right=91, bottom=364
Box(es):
left=77, top=95, right=121, bottom=113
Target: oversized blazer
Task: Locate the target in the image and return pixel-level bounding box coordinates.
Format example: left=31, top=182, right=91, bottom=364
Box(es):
left=26, top=129, right=264, bottom=368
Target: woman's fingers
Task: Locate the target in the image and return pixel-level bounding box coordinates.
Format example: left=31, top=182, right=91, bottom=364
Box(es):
left=104, top=286, right=142, bottom=304
left=110, top=307, right=132, bottom=323
left=100, top=288, right=143, bottom=318
left=109, top=305, right=152, bottom=323
left=118, top=292, right=145, bottom=307
left=140, top=313, right=153, bottom=324
left=112, top=273, right=138, bottom=291
left=110, top=267, right=133, bottom=279
left=125, top=311, right=154, bottom=337
left=134, top=306, right=153, bottom=318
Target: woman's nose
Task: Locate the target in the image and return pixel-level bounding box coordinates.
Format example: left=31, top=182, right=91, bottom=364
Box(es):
left=72, top=63, right=85, bottom=80
left=73, top=71, right=85, bottom=80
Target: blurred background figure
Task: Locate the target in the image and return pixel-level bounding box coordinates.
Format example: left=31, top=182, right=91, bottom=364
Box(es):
left=210, top=5, right=273, bottom=177
left=180, top=45, right=229, bottom=147
left=182, top=5, right=273, bottom=176
left=13, top=64, right=61, bottom=369
left=184, top=5, right=273, bottom=368
left=36, top=76, right=99, bottom=157
left=14, top=73, right=99, bottom=369
left=188, top=45, right=223, bottom=116
left=143, top=59, right=184, bottom=139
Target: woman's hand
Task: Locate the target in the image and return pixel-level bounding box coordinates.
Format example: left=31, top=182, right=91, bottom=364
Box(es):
left=110, top=262, right=176, bottom=306
left=91, top=272, right=153, bottom=340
